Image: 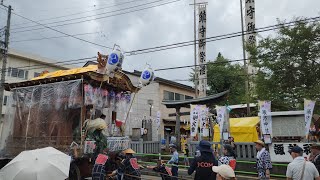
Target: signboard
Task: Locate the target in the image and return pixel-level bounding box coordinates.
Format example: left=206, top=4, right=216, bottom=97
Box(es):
left=156, top=111, right=161, bottom=132
left=304, top=99, right=316, bottom=136
left=269, top=143, right=311, bottom=162
left=198, top=5, right=207, bottom=97
left=259, top=101, right=272, bottom=135
left=190, top=105, right=200, bottom=137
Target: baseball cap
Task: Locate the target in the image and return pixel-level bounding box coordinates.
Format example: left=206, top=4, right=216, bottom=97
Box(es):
left=288, top=146, right=303, bottom=154
left=212, top=165, right=235, bottom=179
left=169, top=144, right=177, bottom=149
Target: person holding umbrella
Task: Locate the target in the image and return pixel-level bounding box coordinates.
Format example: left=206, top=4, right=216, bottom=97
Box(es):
left=188, top=140, right=218, bottom=180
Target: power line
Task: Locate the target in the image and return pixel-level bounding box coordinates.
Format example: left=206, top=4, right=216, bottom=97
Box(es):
left=11, top=12, right=114, bottom=50
left=11, top=0, right=183, bottom=34
left=11, top=15, right=320, bottom=54
left=154, top=58, right=246, bottom=72
left=124, top=16, right=320, bottom=56
left=11, top=0, right=147, bottom=28
left=11, top=31, right=100, bottom=43
left=4, top=16, right=320, bottom=73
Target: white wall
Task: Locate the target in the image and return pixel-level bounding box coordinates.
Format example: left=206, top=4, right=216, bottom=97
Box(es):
left=125, top=74, right=161, bottom=141
left=0, top=53, right=67, bottom=115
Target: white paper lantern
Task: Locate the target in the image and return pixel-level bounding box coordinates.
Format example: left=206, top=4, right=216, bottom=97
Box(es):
left=106, top=49, right=124, bottom=75
left=139, top=65, right=154, bottom=86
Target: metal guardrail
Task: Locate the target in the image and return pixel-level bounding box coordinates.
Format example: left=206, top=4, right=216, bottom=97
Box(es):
left=131, top=139, right=260, bottom=161
left=131, top=139, right=161, bottom=154
left=135, top=153, right=287, bottom=178
left=189, top=141, right=258, bottom=161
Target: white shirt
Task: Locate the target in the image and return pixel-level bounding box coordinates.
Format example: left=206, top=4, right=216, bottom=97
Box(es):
left=286, top=156, right=319, bottom=180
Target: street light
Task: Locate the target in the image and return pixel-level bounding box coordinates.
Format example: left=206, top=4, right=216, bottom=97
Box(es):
left=147, top=99, right=154, bottom=119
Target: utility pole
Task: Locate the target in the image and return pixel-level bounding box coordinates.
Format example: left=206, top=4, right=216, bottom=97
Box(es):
left=0, top=4, right=12, bottom=121
left=239, top=0, right=250, bottom=116
left=192, top=0, right=198, bottom=99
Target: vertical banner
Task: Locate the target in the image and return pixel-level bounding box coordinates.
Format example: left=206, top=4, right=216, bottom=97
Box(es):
left=190, top=105, right=200, bottom=137
left=156, top=111, right=161, bottom=132
left=259, top=101, right=273, bottom=135
left=244, top=0, right=256, bottom=75
left=199, top=106, right=209, bottom=137
left=216, top=106, right=228, bottom=137
left=198, top=5, right=207, bottom=97
left=304, top=99, right=316, bottom=136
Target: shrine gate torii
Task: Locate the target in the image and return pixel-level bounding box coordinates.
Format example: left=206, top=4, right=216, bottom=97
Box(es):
left=162, top=90, right=229, bottom=150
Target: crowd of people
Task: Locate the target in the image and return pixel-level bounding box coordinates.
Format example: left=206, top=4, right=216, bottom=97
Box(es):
left=254, top=139, right=320, bottom=180
left=91, top=138, right=320, bottom=180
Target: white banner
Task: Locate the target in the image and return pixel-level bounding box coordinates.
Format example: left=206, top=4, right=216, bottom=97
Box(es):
left=216, top=106, right=227, bottom=137
left=304, top=99, right=316, bottom=136
left=198, top=5, right=207, bottom=97
left=190, top=105, right=200, bottom=137
left=259, top=101, right=272, bottom=135
left=269, top=143, right=311, bottom=162
left=199, top=106, right=209, bottom=137
left=244, top=0, right=256, bottom=75
left=245, top=0, right=256, bottom=46
left=156, top=111, right=161, bottom=132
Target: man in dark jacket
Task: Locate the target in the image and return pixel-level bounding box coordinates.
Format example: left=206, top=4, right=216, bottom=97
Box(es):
left=188, top=140, right=218, bottom=180
left=311, top=144, right=320, bottom=173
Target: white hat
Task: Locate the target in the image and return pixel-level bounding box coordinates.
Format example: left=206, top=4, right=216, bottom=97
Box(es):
left=212, top=165, right=235, bottom=179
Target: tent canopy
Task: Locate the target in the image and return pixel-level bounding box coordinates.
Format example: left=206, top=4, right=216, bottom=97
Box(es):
left=214, top=117, right=259, bottom=142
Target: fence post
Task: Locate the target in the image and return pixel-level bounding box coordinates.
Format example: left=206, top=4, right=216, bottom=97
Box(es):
left=158, top=134, right=161, bottom=154
left=139, top=138, right=143, bottom=153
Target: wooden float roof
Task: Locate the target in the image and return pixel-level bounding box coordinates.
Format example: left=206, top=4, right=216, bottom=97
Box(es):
left=4, top=65, right=138, bottom=93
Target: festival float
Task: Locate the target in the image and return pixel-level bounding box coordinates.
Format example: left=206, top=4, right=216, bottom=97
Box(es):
left=0, top=45, right=155, bottom=179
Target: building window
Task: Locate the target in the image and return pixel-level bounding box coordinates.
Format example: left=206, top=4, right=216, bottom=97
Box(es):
left=185, top=95, right=193, bottom=100
left=175, top=93, right=184, bottom=101
left=164, top=91, right=191, bottom=101
left=25, top=71, right=29, bottom=79
left=164, top=91, right=174, bottom=100
left=34, top=72, right=41, bottom=78
left=7, top=67, right=28, bottom=79
left=3, top=96, right=7, bottom=106
left=11, top=68, right=18, bottom=77
left=7, top=67, right=11, bottom=76
left=18, top=69, right=24, bottom=78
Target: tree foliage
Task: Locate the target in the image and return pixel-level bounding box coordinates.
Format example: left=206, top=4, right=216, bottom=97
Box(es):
left=190, top=53, right=246, bottom=105
left=249, top=18, right=320, bottom=111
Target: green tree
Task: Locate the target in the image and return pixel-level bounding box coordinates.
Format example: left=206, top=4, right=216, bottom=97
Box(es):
left=190, top=53, right=246, bottom=105
left=248, top=18, right=320, bottom=111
